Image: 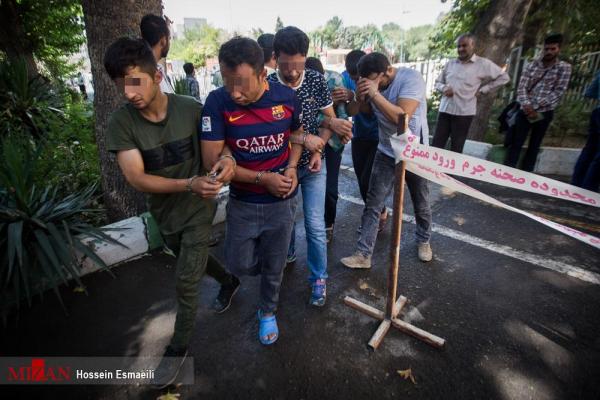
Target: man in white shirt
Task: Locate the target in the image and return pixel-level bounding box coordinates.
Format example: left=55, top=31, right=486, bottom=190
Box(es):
left=432, top=33, right=509, bottom=153
left=140, top=14, right=175, bottom=94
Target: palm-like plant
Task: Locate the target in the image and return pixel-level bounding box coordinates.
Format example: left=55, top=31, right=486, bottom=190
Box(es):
left=0, top=135, right=126, bottom=321
left=173, top=76, right=191, bottom=96
left=0, top=58, right=65, bottom=139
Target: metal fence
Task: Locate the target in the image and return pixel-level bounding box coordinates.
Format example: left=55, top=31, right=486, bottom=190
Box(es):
left=394, top=59, right=449, bottom=97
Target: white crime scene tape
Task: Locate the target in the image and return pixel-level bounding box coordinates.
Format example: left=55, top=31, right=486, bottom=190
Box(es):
left=390, top=133, right=600, bottom=250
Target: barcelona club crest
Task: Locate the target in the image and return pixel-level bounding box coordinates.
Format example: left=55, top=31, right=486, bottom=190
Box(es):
left=271, top=105, right=285, bottom=120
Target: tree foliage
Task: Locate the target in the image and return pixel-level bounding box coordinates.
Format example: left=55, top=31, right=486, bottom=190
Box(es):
left=382, top=23, right=435, bottom=62
left=431, top=0, right=600, bottom=58
left=0, top=0, right=86, bottom=79
left=169, top=24, right=225, bottom=67
left=307, top=17, right=433, bottom=62
left=429, top=0, right=491, bottom=57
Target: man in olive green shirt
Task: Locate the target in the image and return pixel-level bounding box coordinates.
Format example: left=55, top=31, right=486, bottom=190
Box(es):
left=103, top=37, right=238, bottom=388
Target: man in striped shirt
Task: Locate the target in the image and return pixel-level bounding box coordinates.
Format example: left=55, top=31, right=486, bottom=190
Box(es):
left=201, top=37, right=306, bottom=345
left=505, top=34, right=572, bottom=171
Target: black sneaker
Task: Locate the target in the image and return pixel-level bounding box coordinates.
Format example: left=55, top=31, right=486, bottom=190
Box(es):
left=212, top=275, right=241, bottom=313
left=152, top=345, right=188, bottom=389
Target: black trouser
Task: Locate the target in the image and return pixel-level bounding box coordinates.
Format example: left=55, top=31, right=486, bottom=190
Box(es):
left=431, top=112, right=474, bottom=153
left=325, top=143, right=343, bottom=228
left=351, top=138, right=379, bottom=203
left=572, top=108, right=600, bottom=192
left=504, top=109, right=554, bottom=172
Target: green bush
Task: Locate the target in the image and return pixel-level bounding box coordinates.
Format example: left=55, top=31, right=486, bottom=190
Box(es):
left=173, top=76, right=191, bottom=96
left=0, top=58, right=103, bottom=223
left=544, top=97, right=591, bottom=147
left=37, top=101, right=101, bottom=196
left=0, top=58, right=65, bottom=139
left=427, top=91, right=441, bottom=135
left=0, top=135, right=123, bottom=321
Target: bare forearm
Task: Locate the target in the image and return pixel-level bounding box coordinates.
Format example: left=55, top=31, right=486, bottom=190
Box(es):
left=318, top=127, right=333, bottom=142
left=127, top=173, right=188, bottom=194
left=290, top=131, right=305, bottom=145
left=289, top=143, right=303, bottom=166
left=233, top=165, right=261, bottom=184
left=201, top=141, right=224, bottom=171
left=371, top=93, right=405, bottom=125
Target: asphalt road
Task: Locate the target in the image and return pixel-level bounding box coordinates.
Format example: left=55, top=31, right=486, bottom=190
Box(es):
left=2, top=143, right=599, bottom=400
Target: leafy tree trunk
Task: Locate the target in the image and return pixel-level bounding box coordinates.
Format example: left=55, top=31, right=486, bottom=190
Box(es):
left=467, top=0, right=534, bottom=142
left=0, top=0, right=39, bottom=78
left=81, top=0, right=162, bottom=221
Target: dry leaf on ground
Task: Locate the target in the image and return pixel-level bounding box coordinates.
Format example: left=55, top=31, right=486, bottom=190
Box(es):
left=157, top=392, right=181, bottom=400
left=397, top=368, right=416, bottom=384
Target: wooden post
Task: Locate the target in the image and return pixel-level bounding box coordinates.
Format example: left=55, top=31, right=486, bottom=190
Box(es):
left=386, top=112, right=408, bottom=319
left=343, top=113, right=445, bottom=351
left=386, top=161, right=406, bottom=319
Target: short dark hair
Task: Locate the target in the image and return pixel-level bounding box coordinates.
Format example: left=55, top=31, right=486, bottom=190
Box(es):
left=457, top=33, right=476, bottom=44
left=305, top=57, right=324, bottom=75
left=140, top=14, right=169, bottom=47
left=218, top=36, right=264, bottom=75
left=183, top=62, right=194, bottom=75
left=345, top=50, right=366, bottom=76
left=257, top=33, right=275, bottom=63
left=273, top=26, right=309, bottom=57
left=357, top=52, right=390, bottom=77
left=544, top=33, right=563, bottom=46
left=104, top=37, right=157, bottom=80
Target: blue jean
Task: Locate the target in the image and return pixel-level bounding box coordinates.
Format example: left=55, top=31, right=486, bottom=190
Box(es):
left=357, top=150, right=432, bottom=256
left=225, top=197, right=296, bottom=313
left=572, top=108, right=600, bottom=192
left=288, top=163, right=328, bottom=282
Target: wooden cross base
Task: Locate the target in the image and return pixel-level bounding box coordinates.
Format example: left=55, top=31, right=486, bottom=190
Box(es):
left=344, top=295, right=445, bottom=350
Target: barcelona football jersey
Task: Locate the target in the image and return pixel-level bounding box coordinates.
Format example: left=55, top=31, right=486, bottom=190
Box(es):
left=201, top=81, right=302, bottom=203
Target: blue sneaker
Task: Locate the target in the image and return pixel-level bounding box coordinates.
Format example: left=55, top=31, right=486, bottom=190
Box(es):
left=310, top=279, right=327, bottom=307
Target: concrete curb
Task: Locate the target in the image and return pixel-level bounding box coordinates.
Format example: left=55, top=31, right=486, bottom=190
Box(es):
left=77, top=187, right=230, bottom=276
left=463, top=139, right=579, bottom=175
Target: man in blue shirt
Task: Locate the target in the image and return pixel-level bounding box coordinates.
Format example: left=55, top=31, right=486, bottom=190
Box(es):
left=341, top=52, right=433, bottom=269
left=572, top=71, right=600, bottom=192
left=338, top=50, right=388, bottom=231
